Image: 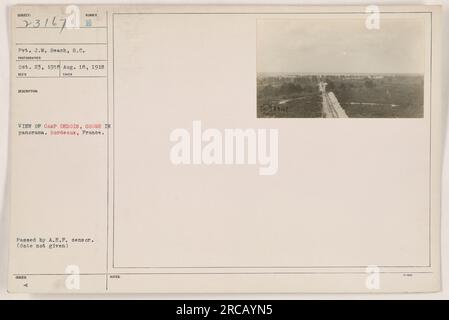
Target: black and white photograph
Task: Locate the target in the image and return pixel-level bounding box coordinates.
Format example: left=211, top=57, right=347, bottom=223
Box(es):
left=0, top=1, right=446, bottom=303
left=257, top=18, right=425, bottom=118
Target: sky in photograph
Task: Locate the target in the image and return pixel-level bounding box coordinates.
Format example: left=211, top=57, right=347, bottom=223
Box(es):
left=257, top=17, right=425, bottom=74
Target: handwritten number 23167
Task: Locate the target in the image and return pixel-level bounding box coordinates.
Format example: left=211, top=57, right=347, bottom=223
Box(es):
left=22, top=17, right=68, bottom=32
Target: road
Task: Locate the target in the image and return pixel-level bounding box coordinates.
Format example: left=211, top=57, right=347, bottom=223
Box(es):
left=318, top=81, right=348, bottom=118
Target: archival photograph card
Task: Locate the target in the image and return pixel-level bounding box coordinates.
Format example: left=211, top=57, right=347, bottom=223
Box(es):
left=8, top=5, right=442, bottom=293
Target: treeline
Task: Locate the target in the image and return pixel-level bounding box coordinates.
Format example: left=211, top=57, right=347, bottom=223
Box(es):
left=258, top=83, right=316, bottom=98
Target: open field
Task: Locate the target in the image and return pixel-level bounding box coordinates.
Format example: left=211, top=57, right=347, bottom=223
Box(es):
left=257, top=75, right=322, bottom=118
left=327, top=75, right=424, bottom=118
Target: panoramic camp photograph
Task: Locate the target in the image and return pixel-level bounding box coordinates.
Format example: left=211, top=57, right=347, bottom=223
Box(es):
left=257, top=18, right=425, bottom=118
